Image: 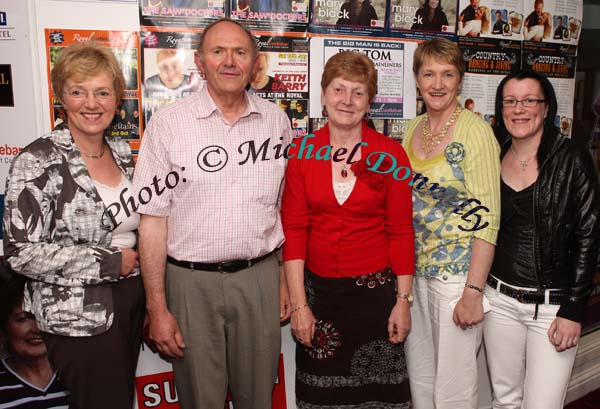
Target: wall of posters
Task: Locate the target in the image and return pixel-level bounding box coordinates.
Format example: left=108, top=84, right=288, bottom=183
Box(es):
left=5, top=0, right=591, bottom=408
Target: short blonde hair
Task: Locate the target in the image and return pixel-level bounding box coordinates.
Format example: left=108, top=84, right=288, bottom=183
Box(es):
left=413, top=37, right=466, bottom=80
left=321, top=51, right=378, bottom=103
left=51, top=41, right=125, bottom=104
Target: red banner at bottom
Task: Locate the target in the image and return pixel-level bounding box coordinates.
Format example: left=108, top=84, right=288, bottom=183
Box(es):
left=136, top=354, right=287, bottom=408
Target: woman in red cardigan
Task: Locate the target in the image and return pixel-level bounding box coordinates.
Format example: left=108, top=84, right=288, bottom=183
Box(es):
left=282, top=51, right=415, bottom=408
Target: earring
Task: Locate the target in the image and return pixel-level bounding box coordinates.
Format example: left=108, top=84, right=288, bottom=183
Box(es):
left=322, top=107, right=328, bottom=117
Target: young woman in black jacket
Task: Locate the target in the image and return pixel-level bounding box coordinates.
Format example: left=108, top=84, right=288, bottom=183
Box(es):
left=484, top=69, right=600, bottom=409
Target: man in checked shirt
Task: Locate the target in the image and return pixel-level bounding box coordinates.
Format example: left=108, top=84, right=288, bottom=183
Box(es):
left=133, top=18, right=292, bottom=409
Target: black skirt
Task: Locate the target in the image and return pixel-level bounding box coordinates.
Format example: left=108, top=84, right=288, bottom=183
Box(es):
left=296, top=268, right=412, bottom=408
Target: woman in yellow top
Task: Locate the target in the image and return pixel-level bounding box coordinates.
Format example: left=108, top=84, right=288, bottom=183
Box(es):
left=401, top=37, right=501, bottom=409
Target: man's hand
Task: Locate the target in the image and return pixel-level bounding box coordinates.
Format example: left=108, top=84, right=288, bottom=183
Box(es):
left=148, top=310, right=186, bottom=359
left=279, top=266, right=291, bottom=322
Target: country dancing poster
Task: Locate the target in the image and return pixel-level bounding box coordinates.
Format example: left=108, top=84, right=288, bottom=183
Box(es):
left=458, top=36, right=521, bottom=125
left=522, top=42, right=577, bottom=135
left=309, top=37, right=417, bottom=119
left=44, top=29, right=142, bottom=150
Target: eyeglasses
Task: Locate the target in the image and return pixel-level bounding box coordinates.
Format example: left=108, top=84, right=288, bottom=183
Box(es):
left=64, top=89, right=114, bottom=100
left=502, top=98, right=545, bottom=108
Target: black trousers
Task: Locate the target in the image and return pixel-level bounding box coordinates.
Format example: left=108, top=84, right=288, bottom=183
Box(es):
left=42, top=276, right=145, bottom=409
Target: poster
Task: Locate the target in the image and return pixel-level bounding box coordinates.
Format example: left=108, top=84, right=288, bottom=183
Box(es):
left=0, top=1, right=38, bottom=245
left=139, top=0, right=225, bottom=28
left=250, top=36, right=309, bottom=138
left=309, top=37, right=418, bottom=119
left=457, top=0, right=524, bottom=40
left=309, top=0, right=387, bottom=37
left=521, top=0, right=582, bottom=45
left=388, top=0, right=457, bottom=39
left=229, top=0, right=310, bottom=32
left=141, top=30, right=203, bottom=128
left=457, top=36, right=521, bottom=123
left=522, top=42, right=577, bottom=135
left=134, top=346, right=288, bottom=409
left=44, top=29, right=143, bottom=151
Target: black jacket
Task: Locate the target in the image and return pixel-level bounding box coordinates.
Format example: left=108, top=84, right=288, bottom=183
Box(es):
left=501, top=131, right=600, bottom=322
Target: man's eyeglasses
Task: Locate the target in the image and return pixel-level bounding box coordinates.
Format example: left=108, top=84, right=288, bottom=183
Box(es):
left=64, top=89, right=114, bottom=100
left=502, top=98, right=545, bottom=108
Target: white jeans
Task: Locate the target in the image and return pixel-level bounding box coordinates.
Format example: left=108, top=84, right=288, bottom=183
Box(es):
left=405, top=276, right=483, bottom=409
left=483, top=282, right=578, bottom=409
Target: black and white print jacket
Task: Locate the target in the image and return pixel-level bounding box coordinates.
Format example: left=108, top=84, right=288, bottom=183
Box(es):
left=3, top=125, right=136, bottom=336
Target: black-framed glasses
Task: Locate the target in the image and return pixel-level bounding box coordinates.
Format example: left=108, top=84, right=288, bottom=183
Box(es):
left=502, top=98, right=545, bottom=108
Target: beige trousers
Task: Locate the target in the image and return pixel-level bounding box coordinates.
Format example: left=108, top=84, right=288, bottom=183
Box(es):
left=165, top=255, right=281, bottom=409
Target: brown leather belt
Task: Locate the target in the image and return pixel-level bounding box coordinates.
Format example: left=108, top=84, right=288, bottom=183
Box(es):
left=487, top=275, right=563, bottom=305
left=167, top=251, right=273, bottom=273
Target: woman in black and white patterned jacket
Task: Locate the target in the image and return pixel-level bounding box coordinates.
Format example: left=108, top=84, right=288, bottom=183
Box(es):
left=3, top=41, right=144, bottom=409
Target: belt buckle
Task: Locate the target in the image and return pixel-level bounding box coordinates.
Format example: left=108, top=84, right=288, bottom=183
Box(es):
left=217, top=262, right=229, bottom=273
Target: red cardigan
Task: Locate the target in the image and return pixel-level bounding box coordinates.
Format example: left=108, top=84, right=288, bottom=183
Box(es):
left=282, top=122, right=415, bottom=278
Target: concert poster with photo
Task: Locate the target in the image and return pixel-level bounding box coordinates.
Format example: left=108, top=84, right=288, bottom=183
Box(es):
left=250, top=36, right=309, bottom=137
left=388, top=0, right=457, bottom=40
left=44, top=29, right=142, bottom=151
left=521, top=0, right=582, bottom=46
left=229, top=0, right=310, bottom=32
left=309, top=0, right=387, bottom=37
left=456, top=0, right=524, bottom=40
left=139, top=0, right=225, bottom=28
left=141, top=30, right=204, bottom=128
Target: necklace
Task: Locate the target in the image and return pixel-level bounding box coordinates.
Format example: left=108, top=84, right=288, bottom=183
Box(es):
left=80, top=144, right=105, bottom=160
left=341, top=165, right=348, bottom=178
left=421, top=106, right=463, bottom=154
left=510, top=144, right=535, bottom=171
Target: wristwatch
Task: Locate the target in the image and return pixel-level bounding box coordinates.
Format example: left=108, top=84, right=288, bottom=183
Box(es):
left=396, top=293, right=414, bottom=304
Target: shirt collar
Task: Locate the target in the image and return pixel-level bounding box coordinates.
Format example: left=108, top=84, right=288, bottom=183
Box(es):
left=195, top=84, right=261, bottom=121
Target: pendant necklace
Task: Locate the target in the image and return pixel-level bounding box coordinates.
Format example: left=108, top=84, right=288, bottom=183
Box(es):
left=421, top=106, right=463, bottom=154
left=80, top=143, right=105, bottom=160
left=510, top=144, right=534, bottom=171
left=341, top=166, right=348, bottom=178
